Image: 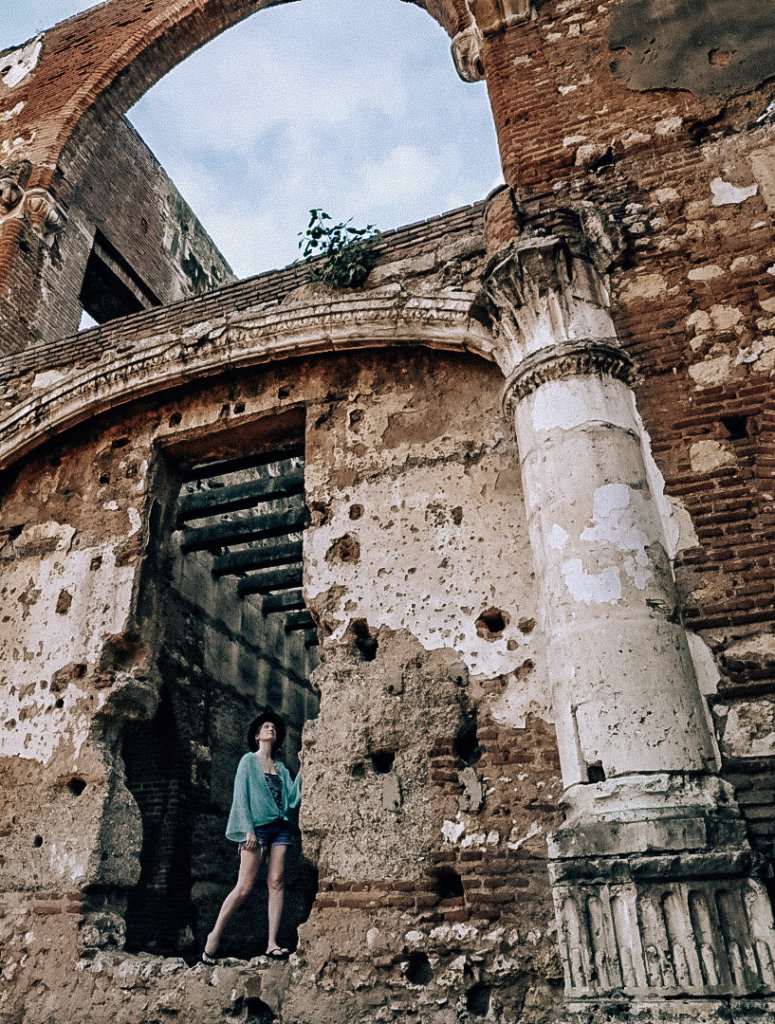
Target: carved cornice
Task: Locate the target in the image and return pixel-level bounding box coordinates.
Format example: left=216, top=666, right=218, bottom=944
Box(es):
left=501, top=338, right=639, bottom=416
left=0, top=185, right=67, bottom=242
left=469, top=0, right=533, bottom=36
left=0, top=287, right=495, bottom=471
left=451, top=24, right=484, bottom=82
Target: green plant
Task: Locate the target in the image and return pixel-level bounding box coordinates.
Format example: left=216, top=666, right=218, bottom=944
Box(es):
left=298, top=209, right=380, bottom=289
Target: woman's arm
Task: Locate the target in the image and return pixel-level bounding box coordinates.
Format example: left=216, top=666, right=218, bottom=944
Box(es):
left=280, top=761, right=302, bottom=810
left=225, top=755, right=257, bottom=842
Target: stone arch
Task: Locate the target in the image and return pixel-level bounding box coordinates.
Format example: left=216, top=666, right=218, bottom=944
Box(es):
left=0, top=289, right=496, bottom=473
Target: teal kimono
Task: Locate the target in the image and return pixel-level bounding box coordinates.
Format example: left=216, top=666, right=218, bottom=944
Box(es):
left=225, top=752, right=302, bottom=843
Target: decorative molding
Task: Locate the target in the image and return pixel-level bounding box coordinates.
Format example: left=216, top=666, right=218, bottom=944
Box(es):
left=23, top=189, right=67, bottom=239
left=468, top=0, right=533, bottom=35
left=553, top=871, right=775, bottom=998
left=0, top=178, right=23, bottom=215
left=502, top=338, right=639, bottom=414
left=0, top=287, right=495, bottom=472
left=451, top=24, right=484, bottom=82
left=0, top=186, right=67, bottom=242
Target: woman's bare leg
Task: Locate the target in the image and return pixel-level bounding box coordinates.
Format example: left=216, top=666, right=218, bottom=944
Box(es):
left=266, top=844, right=287, bottom=953
left=205, top=847, right=263, bottom=956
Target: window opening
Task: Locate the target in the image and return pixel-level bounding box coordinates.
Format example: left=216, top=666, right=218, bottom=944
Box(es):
left=79, top=230, right=161, bottom=325
left=124, top=422, right=319, bottom=958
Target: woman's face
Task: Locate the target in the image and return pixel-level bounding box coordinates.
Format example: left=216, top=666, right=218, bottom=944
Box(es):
left=257, top=720, right=277, bottom=745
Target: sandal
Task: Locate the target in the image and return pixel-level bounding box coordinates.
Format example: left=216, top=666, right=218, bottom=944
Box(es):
left=201, top=949, right=220, bottom=965
left=266, top=947, right=289, bottom=960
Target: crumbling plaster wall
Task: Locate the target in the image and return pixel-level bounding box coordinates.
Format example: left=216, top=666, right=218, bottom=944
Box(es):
left=0, top=341, right=565, bottom=1023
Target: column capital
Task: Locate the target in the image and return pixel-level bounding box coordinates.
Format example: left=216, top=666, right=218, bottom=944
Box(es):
left=479, top=203, right=625, bottom=377
left=501, top=337, right=639, bottom=416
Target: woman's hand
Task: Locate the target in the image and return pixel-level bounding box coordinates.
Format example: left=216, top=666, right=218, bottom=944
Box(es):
left=243, top=831, right=257, bottom=851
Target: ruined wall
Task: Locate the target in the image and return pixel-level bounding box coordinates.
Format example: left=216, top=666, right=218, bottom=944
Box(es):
left=0, top=305, right=564, bottom=1023
left=1, top=0, right=775, bottom=1021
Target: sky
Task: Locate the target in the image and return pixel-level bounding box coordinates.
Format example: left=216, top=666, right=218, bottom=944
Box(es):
left=3, top=1, right=503, bottom=278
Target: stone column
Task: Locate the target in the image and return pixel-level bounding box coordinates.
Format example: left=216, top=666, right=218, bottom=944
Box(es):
left=481, top=215, right=775, bottom=1006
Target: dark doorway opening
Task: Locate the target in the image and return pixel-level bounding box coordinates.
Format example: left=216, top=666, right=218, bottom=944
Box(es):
left=124, top=411, right=319, bottom=957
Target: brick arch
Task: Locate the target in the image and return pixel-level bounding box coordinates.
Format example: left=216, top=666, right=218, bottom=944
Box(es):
left=7, top=0, right=470, bottom=195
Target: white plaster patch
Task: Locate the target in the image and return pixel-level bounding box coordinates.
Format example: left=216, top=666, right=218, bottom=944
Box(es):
left=0, top=542, right=135, bottom=764
left=0, top=101, right=24, bottom=123
left=127, top=507, right=142, bottom=538
left=49, top=844, right=86, bottom=883
left=562, top=559, right=621, bottom=603
left=688, top=354, right=733, bottom=387
left=31, top=369, right=68, bottom=390
left=767, top=264, right=775, bottom=276
left=549, top=524, right=569, bottom=550
left=492, top=687, right=552, bottom=732
left=686, top=632, right=721, bottom=696
left=736, top=338, right=774, bottom=368
left=654, top=187, right=680, bottom=204
left=654, top=116, right=682, bottom=136
left=305, top=440, right=535, bottom=679
left=724, top=632, right=775, bottom=660
left=722, top=699, right=775, bottom=758
left=619, top=273, right=668, bottom=303
left=688, top=265, right=724, bottom=281
left=460, top=831, right=487, bottom=848
left=689, top=439, right=735, bottom=474
left=580, top=484, right=653, bottom=589
left=710, top=176, right=758, bottom=206
left=0, top=36, right=43, bottom=89
left=710, top=304, right=743, bottom=331
left=507, top=820, right=543, bottom=851
left=441, top=819, right=466, bottom=844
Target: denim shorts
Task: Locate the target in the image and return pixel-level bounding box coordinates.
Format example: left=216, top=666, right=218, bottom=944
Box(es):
left=238, top=820, right=291, bottom=853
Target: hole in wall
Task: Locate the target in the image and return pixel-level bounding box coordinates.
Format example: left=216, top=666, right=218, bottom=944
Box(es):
left=466, top=983, right=492, bottom=1016
left=586, top=762, right=606, bottom=783
left=406, top=951, right=434, bottom=986
left=722, top=414, right=750, bottom=440
left=708, top=47, right=732, bottom=66
left=433, top=867, right=464, bottom=900
left=475, top=607, right=509, bottom=640
left=352, top=618, right=378, bottom=661
left=454, top=715, right=481, bottom=766
left=245, top=996, right=276, bottom=1022
left=370, top=750, right=395, bottom=774
left=33, top=835, right=43, bottom=847
left=67, top=778, right=87, bottom=796
left=350, top=761, right=367, bottom=778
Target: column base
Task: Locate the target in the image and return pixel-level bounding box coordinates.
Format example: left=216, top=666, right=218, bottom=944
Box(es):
left=549, top=774, right=775, bottom=1001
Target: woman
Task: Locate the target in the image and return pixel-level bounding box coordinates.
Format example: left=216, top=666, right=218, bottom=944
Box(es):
left=202, top=710, right=301, bottom=962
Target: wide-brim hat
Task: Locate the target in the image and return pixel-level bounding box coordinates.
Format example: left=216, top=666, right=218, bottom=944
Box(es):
left=247, top=710, right=286, bottom=752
